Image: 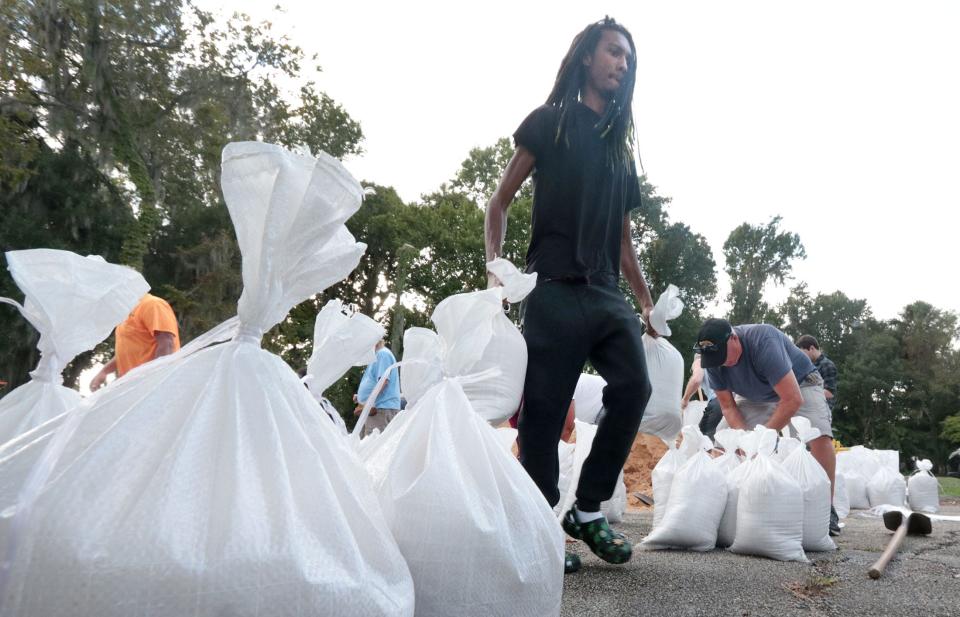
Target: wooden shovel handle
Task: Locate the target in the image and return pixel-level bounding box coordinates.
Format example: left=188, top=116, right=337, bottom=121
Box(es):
left=868, top=520, right=909, bottom=579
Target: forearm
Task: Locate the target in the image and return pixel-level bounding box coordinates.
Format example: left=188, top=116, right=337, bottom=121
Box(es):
left=484, top=199, right=508, bottom=262
left=98, top=358, right=117, bottom=377
left=620, top=232, right=654, bottom=310
left=154, top=334, right=175, bottom=359
left=682, top=378, right=701, bottom=403
left=765, top=400, right=800, bottom=431
left=720, top=403, right=749, bottom=430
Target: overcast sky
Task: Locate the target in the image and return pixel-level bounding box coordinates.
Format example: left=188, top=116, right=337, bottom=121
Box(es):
left=198, top=0, right=960, bottom=321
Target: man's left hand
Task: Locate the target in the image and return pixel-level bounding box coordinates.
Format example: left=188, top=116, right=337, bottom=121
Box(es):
left=642, top=305, right=659, bottom=338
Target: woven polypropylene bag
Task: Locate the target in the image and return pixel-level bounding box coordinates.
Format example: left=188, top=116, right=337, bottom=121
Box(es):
left=867, top=466, right=907, bottom=508
left=907, top=459, right=940, bottom=513
left=781, top=418, right=836, bottom=552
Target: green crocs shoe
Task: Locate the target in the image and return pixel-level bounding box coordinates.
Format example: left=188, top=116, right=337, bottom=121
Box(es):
left=562, top=506, right=632, bottom=565
left=564, top=552, right=581, bottom=574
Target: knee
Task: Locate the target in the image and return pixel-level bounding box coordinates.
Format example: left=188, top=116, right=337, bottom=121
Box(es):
left=603, top=375, right=652, bottom=410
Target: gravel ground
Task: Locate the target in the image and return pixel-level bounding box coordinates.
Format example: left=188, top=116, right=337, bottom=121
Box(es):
left=561, top=502, right=960, bottom=617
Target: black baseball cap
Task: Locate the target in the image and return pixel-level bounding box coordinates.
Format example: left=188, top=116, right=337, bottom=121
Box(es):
left=694, top=318, right=733, bottom=369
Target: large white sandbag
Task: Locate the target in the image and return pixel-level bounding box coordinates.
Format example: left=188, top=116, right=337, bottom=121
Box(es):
left=651, top=428, right=704, bottom=528
left=775, top=436, right=801, bottom=463
left=710, top=428, right=743, bottom=475
left=0, top=250, right=148, bottom=443
left=556, top=420, right=626, bottom=523
left=907, top=459, right=940, bottom=513
left=834, top=472, right=850, bottom=520
left=716, top=427, right=775, bottom=548
left=404, top=258, right=534, bottom=426
left=845, top=472, right=870, bottom=509
left=682, top=400, right=707, bottom=429
left=729, top=427, right=807, bottom=562
left=782, top=418, right=836, bottom=552
left=642, top=425, right=727, bottom=551
left=641, top=334, right=683, bottom=442
left=837, top=446, right=876, bottom=509
left=0, top=142, right=414, bottom=617
left=867, top=466, right=907, bottom=508
left=362, top=377, right=564, bottom=617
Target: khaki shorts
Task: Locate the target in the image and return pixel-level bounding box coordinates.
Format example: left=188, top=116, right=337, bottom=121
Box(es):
left=360, top=408, right=399, bottom=438
left=717, top=372, right=833, bottom=439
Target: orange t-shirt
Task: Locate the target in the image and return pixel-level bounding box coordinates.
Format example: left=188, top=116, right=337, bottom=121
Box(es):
left=115, top=294, right=181, bottom=376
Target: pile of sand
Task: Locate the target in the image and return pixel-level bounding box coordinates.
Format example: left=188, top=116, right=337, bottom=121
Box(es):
left=624, top=433, right=669, bottom=510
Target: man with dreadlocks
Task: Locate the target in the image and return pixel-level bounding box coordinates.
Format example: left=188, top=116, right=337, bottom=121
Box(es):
left=485, top=17, right=655, bottom=574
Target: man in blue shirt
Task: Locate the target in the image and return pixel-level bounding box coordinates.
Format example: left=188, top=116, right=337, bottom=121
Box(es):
left=695, top=318, right=841, bottom=535
left=354, top=340, right=401, bottom=437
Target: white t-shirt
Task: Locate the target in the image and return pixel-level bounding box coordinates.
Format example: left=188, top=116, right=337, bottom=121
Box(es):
left=573, top=373, right=607, bottom=424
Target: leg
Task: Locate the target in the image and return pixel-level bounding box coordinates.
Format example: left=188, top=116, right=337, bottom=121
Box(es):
left=518, top=283, right=589, bottom=507
left=794, top=374, right=836, bottom=498
left=809, top=435, right=837, bottom=498
left=575, top=287, right=651, bottom=511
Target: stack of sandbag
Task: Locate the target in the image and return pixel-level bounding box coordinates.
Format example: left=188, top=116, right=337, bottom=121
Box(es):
left=0, top=250, right=148, bottom=444
left=833, top=472, right=850, bottom=519
left=651, top=440, right=682, bottom=528
left=640, top=284, right=685, bottom=442
left=642, top=425, right=727, bottom=551
left=0, top=142, right=415, bottom=617
left=556, top=420, right=627, bottom=523
left=907, top=459, right=940, bottom=513
left=729, top=426, right=808, bottom=562
left=717, top=427, right=776, bottom=548
left=781, top=418, right=836, bottom=552
left=837, top=445, right=876, bottom=509
left=303, top=298, right=385, bottom=434
left=867, top=465, right=907, bottom=508
left=358, top=261, right=564, bottom=617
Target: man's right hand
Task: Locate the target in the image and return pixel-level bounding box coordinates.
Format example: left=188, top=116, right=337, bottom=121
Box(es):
left=90, top=371, right=107, bottom=392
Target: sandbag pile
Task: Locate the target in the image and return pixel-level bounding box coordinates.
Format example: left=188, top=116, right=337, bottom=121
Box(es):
left=0, top=250, right=148, bottom=444
left=0, top=143, right=415, bottom=617
left=716, top=428, right=774, bottom=548
left=642, top=425, right=727, bottom=551
left=907, top=459, right=940, bottom=513
left=357, top=261, right=564, bottom=617
left=781, top=418, right=836, bottom=552
left=729, top=427, right=808, bottom=562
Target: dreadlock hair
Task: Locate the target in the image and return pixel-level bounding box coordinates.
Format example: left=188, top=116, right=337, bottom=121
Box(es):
left=546, top=17, right=638, bottom=170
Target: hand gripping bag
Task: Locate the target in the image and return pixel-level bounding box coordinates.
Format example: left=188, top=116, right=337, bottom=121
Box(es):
left=642, top=425, right=727, bottom=551
left=833, top=472, right=850, bottom=520
left=304, top=299, right=385, bottom=433
left=358, top=325, right=564, bottom=617
left=867, top=465, right=907, bottom=508
left=715, top=428, right=771, bottom=548
left=0, top=142, right=414, bottom=617
left=555, top=420, right=627, bottom=523
left=0, top=250, right=148, bottom=444
left=907, top=459, right=940, bottom=513
left=729, top=427, right=808, bottom=562
left=639, top=285, right=685, bottom=442
left=782, top=418, right=836, bottom=552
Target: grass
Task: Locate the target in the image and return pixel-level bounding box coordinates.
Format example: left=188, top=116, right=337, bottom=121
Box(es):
left=938, top=476, right=960, bottom=498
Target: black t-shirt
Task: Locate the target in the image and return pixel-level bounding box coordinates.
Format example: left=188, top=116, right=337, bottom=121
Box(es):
left=513, top=102, right=641, bottom=282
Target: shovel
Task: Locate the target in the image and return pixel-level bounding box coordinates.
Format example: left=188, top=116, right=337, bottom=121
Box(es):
left=868, top=510, right=933, bottom=579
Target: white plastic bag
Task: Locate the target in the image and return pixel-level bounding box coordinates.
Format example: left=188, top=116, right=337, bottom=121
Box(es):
left=0, top=250, right=148, bottom=443
left=710, top=428, right=743, bottom=475
left=867, top=466, right=907, bottom=508
left=0, top=143, right=414, bottom=617
left=641, top=334, right=683, bottom=442
left=649, top=283, right=683, bottom=337
left=837, top=446, right=876, bottom=509
left=642, top=425, right=727, bottom=551
left=361, top=376, right=563, bottom=617
left=716, top=427, right=774, bottom=548
left=682, top=400, right=707, bottom=429
left=907, top=459, right=940, bottom=513
left=729, top=427, right=807, bottom=562
left=782, top=418, right=836, bottom=552
left=556, top=420, right=626, bottom=523
left=775, top=436, right=802, bottom=463
left=833, top=472, right=850, bottom=520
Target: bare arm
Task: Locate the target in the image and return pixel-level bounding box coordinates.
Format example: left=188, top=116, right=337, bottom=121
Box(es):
left=90, top=357, right=117, bottom=391
left=765, top=371, right=804, bottom=431
left=716, top=389, right=747, bottom=429
left=681, top=363, right=704, bottom=409
left=484, top=146, right=536, bottom=284
left=619, top=214, right=657, bottom=335
left=154, top=332, right=176, bottom=359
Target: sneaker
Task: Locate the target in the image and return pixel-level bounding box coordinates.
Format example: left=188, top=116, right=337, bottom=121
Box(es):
left=561, top=505, right=632, bottom=564
left=564, top=552, right=581, bottom=574
left=829, top=506, right=841, bottom=536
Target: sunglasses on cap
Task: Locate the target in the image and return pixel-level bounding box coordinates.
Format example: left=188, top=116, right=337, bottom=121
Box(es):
left=692, top=332, right=731, bottom=354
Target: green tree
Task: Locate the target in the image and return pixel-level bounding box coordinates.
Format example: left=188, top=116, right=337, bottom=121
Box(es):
left=942, top=414, right=960, bottom=445
left=778, top=284, right=870, bottom=367
left=723, top=216, right=805, bottom=324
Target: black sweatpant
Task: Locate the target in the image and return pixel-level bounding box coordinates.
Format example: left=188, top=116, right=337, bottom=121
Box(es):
left=519, top=279, right=652, bottom=511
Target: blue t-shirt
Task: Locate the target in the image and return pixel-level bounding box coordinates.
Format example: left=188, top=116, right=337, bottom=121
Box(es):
left=357, top=347, right=401, bottom=410
left=705, top=324, right=816, bottom=403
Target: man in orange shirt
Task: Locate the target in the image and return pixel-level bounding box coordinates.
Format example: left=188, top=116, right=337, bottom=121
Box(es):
left=90, top=293, right=180, bottom=390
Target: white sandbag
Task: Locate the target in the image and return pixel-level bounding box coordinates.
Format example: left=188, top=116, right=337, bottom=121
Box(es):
left=496, top=426, right=519, bottom=453
left=837, top=446, right=876, bottom=509
left=833, top=472, right=850, bottom=520
left=710, top=428, right=743, bottom=475
left=729, top=427, right=807, bottom=562
left=716, top=427, right=775, bottom=548
left=642, top=425, right=727, bottom=551
left=556, top=420, right=626, bottom=523
left=845, top=472, right=870, bottom=509
left=0, top=250, right=148, bottom=443
left=572, top=373, right=606, bottom=424
left=651, top=429, right=703, bottom=528
left=775, top=436, right=801, bottom=463
left=782, top=418, right=836, bottom=552
left=0, top=142, right=414, bottom=617
left=907, top=459, right=940, bottom=513
left=682, top=400, right=707, bottom=429
left=649, top=283, right=683, bottom=337
left=362, top=377, right=563, bottom=617
left=867, top=466, right=907, bottom=508
left=641, top=334, right=683, bottom=442
left=405, top=258, right=534, bottom=425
